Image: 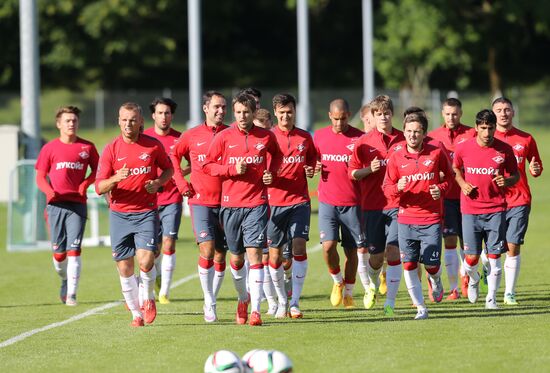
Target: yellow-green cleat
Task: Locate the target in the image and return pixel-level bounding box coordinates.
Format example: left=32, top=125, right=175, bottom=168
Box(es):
left=159, top=294, right=170, bottom=304
left=503, top=293, right=518, bottom=305
left=330, top=282, right=344, bottom=307
left=383, top=304, right=394, bottom=317
left=364, top=285, right=377, bottom=310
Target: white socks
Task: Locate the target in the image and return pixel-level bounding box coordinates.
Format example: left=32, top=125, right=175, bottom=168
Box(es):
left=504, top=254, right=521, bottom=295
left=231, top=264, right=248, bottom=302
left=463, top=259, right=480, bottom=283
left=213, top=262, right=226, bottom=298
left=487, top=256, right=502, bottom=301
left=385, top=263, right=401, bottom=305
left=291, top=258, right=308, bottom=306
left=160, top=253, right=176, bottom=297
left=53, top=257, right=68, bottom=280
left=263, top=265, right=276, bottom=306
left=248, top=266, right=264, bottom=313
left=404, top=269, right=424, bottom=308
left=198, top=260, right=215, bottom=307
left=367, top=262, right=382, bottom=289
left=444, top=247, right=459, bottom=291
left=140, top=267, right=157, bottom=300
left=67, top=256, right=81, bottom=296
left=269, top=263, right=287, bottom=306
left=120, top=275, right=141, bottom=319
left=329, top=269, right=343, bottom=284
left=357, top=252, right=371, bottom=291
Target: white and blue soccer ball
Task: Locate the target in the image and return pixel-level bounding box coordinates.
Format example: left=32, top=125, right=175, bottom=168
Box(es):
left=204, top=350, right=245, bottom=373
left=242, top=349, right=293, bottom=373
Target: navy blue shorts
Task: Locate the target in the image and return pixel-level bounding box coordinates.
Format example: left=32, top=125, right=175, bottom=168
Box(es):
left=462, top=212, right=506, bottom=256
left=220, top=205, right=268, bottom=255
left=46, top=202, right=87, bottom=253
left=109, top=209, right=159, bottom=261
left=398, top=223, right=442, bottom=266
left=318, top=202, right=365, bottom=249
left=505, top=205, right=530, bottom=245
left=267, top=202, right=311, bottom=248
left=363, top=208, right=399, bottom=254
left=190, top=204, right=226, bottom=250
left=442, top=199, right=462, bottom=238
left=158, top=202, right=182, bottom=240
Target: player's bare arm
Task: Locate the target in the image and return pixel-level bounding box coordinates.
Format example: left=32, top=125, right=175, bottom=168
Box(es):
left=97, top=163, right=130, bottom=195
left=145, top=167, right=174, bottom=194
left=453, top=165, right=476, bottom=196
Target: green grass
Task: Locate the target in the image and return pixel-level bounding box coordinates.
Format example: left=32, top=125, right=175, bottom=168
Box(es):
left=1, top=127, right=549, bottom=372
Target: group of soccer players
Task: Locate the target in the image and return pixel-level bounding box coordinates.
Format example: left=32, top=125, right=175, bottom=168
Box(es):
left=35, top=90, right=542, bottom=326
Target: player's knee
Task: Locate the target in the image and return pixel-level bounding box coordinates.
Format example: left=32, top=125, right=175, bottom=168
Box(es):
left=403, top=261, right=418, bottom=271
left=465, top=255, right=479, bottom=266
left=53, top=252, right=67, bottom=262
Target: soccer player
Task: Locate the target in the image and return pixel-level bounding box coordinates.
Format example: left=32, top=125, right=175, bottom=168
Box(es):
left=428, top=98, right=476, bottom=299
left=360, top=102, right=375, bottom=133
left=314, top=98, right=365, bottom=309
left=143, top=97, right=182, bottom=304
left=453, top=109, right=519, bottom=309
left=170, top=91, right=229, bottom=322
left=267, top=93, right=317, bottom=318
left=202, top=93, right=281, bottom=326
left=95, top=102, right=174, bottom=326
left=349, top=95, right=404, bottom=315
left=492, top=97, right=543, bottom=305
left=36, top=106, right=99, bottom=306
left=384, top=112, right=453, bottom=319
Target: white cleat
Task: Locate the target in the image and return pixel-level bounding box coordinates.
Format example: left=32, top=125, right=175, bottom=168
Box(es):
left=266, top=300, right=278, bottom=316
left=65, top=294, right=77, bottom=306
left=414, top=308, right=429, bottom=320
left=203, top=304, right=217, bottom=323
left=485, top=297, right=499, bottom=310
left=275, top=302, right=288, bottom=319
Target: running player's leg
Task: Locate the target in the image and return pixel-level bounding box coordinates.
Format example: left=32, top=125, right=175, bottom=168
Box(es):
left=46, top=204, right=69, bottom=303
left=484, top=211, right=506, bottom=309
left=383, top=208, right=401, bottom=310
left=442, top=199, right=461, bottom=299
left=399, top=223, right=426, bottom=319
left=158, top=203, right=182, bottom=303
left=319, top=202, right=344, bottom=306
left=64, top=203, right=87, bottom=306
left=461, top=214, right=483, bottom=304
left=503, top=206, right=529, bottom=305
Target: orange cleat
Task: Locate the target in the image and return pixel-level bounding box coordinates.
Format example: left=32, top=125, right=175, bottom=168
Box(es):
left=236, top=296, right=250, bottom=325
left=249, top=311, right=263, bottom=326
left=131, top=316, right=144, bottom=327
left=142, top=299, right=157, bottom=324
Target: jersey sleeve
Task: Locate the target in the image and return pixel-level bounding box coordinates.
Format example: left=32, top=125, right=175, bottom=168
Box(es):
left=94, top=144, right=115, bottom=194
left=305, top=134, right=318, bottom=168
left=436, top=148, right=454, bottom=195
left=383, top=152, right=401, bottom=198
left=169, top=133, right=191, bottom=194
left=503, top=144, right=519, bottom=176
left=35, top=144, right=51, bottom=172
left=267, top=131, right=282, bottom=175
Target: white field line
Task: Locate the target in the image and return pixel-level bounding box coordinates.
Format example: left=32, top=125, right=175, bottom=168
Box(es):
left=0, top=244, right=322, bottom=349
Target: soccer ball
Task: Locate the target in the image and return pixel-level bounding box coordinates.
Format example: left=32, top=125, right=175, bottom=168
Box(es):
left=242, top=349, right=293, bottom=373
left=204, top=350, right=245, bottom=373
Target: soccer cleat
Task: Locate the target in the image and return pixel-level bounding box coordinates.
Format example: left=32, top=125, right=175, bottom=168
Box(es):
left=289, top=305, right=303, bottom=319
left=460, top=274, right=469, bottom=298
left=364, top=286, right=377, bottom=310
left=275, top=303, right=288, bottom=319
left=142, top=299, right=157, bottom=324
left=159, top=294, right=170, bottom=305
left=343, top=295, right=355, bottom=309
left=60, top=279, right=68, bottom=304
left=503, top=293, right=518, bottom=306
left=65, top=294, right=77, bottom=307
left=330, top=282, right=344, bottom=307
left=131, top=316, right=144, bottom=327
left=414, top=308, right=429, bottom=320
left=485, top=297, right=499, bottom=310
left=236, top=297, right=250, bottom=325
left=379, top=272, right=387, bottom=295
left=427, top=274, right=434, bottom=302
left=266, top=301, right=278, bottom=316
left=446, top=289, right=460, bottom=300
left=249, top=311, right=263, bottom=326
left=479, top=266, right=488, bottom=294
left=429, top=276, right=444, bottom=303
left=203, top=304, right=217, bottom=323
left=468, top=279, right=479, bottom=304
left=383, top=304, right=394, bottom=317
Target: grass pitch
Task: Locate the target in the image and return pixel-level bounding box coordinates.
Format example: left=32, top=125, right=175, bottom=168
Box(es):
left=1, top=126, right=550, bottom=372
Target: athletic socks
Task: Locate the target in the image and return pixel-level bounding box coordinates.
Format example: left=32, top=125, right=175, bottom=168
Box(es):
left=404, top=269, right=424, bottom=307
left=160, top=252, right=176, bottom=297
left=329, top=266, right=343, bottom=284
left=444, top=246, right=459, bottom=291
left=504, top=254, right=520, bottom=295
left=120, top=275, right=141, bottom=319
left=367, top=261, right=382, bottom=289
left=343, top=280, right=355, bottom=297
left=357, top=251, right=371, bottom=291
left=230, top=262, right=248, bottom=302
left=198, top=257, right=215, bottom=307
left=262, top=263, right=276, bottom=306
left=66, top=255, right=81, bottom=297
left=463, top=259, right=480, bottom=283
left=385, top=261, right=401, bottom=304
left=213, top=261, right=226, bottom=298
left=140, top=266, right=157, bottom=300
left=248, top=264, right=264, bottom=313
left=487, top=256, right=502, bottom=301
left=291, top=255, right=308, bottom=306
left=52, top=255, right=68, bottom=280
left=269, top=262, right=287, bottom=306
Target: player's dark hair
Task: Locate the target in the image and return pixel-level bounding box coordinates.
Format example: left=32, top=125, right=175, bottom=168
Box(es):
left=475, top=109, right=497, bottom=126
left=233, top=93, right=257, bottom=113
left=238, top=87, right=262, bottom=99
left=370, top=95, right=394, bottom=115
left=272, top=93, right=296, bottom=110
left=202, top=91, right=226, bottom=106
left=403, top=106, right=426, bottom=118
left=403, top=112, right=428, bottom=133
left=149, top=97, right=177, bottom=114
left=491, top=97, right=513, bottom=108
left=55, top=106, right=81, bottom=120
left=443, top=98, right=462, bottom=109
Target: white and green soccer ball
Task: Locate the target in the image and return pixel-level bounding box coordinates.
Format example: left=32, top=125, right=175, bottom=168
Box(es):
left=242, top=349, right=293, bottom=373
left=204, top=350, right=245, bottom=373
